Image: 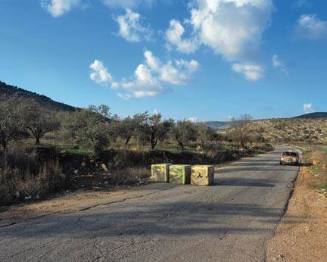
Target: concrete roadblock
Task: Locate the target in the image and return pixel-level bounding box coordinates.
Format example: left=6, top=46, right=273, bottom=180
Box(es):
left=151, top=164, right=171, bottom=183
left=169, top=165, right=191, bottom=185
left=191, top=165, right=215, bottom=186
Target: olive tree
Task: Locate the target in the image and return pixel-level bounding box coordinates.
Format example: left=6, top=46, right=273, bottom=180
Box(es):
left=61, top=105, right=112, bottom=154
left=171, top=120, right=197, bottom=150
left=0, top=100, right=23, bottom=151
left=195, top=123, right=216, bottom=150
left=22, top=103, right=60, bottom=145
left=147, top=114, right=174, bottom=150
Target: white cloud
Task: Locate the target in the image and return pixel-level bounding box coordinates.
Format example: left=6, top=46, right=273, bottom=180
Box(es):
left=115, top=9, right=151, bottom=42
left=304, top=103, right=314, bottom=114
left=190, top=0, right=273, bottom=60
left=272, top=54, right=287, bottom=73
left=166, top=0, right=272, bottom=81
left=167, top=0, right=272, bottom=61
left=297, top=14, right=327, bottom=40
left=42, top=0, right=156, bottom=16
left=89, top=51, right=199, bottom=98
left=232, top=63, right=264, bottom=81
left=89, top=60, right=113, bottom=85
left=42, top=0, right=81, bottom=17
left=166, top=20, right=199, bottom=54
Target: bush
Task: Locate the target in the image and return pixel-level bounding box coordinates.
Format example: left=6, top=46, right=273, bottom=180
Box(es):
left=110, top=168, right=150, bottom=185
left=0, top=148, right=66, bottom=205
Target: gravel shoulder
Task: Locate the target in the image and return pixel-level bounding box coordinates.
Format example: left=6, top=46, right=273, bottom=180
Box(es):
left=266, top=150, right=327, bottom=262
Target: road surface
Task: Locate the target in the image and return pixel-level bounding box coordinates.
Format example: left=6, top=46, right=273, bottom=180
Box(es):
left=0, top=147, right=299, bottom=262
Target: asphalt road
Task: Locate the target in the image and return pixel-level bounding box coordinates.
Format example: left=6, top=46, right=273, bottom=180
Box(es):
left=0, top=147, right=300, bottom=262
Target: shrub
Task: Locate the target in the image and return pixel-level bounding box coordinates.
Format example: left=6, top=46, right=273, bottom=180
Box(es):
left=0, top=148, right=65, bottom=205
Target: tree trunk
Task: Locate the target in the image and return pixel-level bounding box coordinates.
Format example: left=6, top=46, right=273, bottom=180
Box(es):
left=150, top=131, right=157, bottom=150
left=151, top=139, right=158, bottom=150
left=1, top=140, right=7, bottom=152
left=178, top=141, right=184, bottom=151
left=35, top=135, right=40, bottom=145
left=125, top=136, right=131, bottom=146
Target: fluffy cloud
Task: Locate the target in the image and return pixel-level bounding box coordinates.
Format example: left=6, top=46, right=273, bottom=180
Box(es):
left=297, top=14, right=327, bottom=39
left=304, top=103, right=314, bottom=114
left=166, top=0, right=272, bottom=80
left=115, top=9, right=151, bottom=42
left=42, top=0, right=81, bottom=17
left=272, top=54, right=287, bottom=73
left=232, top=63, right=264, bottom=81
left=190, top=0, right=273, bottom=60
left=89, top=51, right=199, bottom=98
left=166, top=20, right=199, bottom=53
left=42, top=0, right=156, bottom=16
left=89, top=60, right=113, bottom=85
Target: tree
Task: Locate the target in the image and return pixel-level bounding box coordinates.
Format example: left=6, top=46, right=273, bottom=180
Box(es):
left=88, top=104, right=111, bottom=118
left=171, top=120, right=197, bottom=150
left=196, top=123, right=215, bottom=150
left=61, top=106, right=112, bottom=154
left=113, top=116, right=138, bottom=147
left=230, top=114, right=253, bottom=148
left=157, top=119, right=175, bottom=144
left=132, top=112, right=152, bottom=148
left=22, top=103, right=60, bottom=145
left=0, top=100, right=23, bottom=151
left=147, top=114, right=174, bottom=150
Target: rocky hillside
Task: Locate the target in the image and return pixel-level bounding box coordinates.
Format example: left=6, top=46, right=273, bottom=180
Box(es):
left=247, top=118, right=327, bottom=144
left=0, top=81, right=75, bottom=112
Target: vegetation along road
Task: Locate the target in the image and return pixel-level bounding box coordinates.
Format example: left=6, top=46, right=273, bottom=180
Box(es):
left=0, top=147, right=299, bottom=262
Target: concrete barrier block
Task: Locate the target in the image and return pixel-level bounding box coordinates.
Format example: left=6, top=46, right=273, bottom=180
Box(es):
left=169, top=165, right=191, bottom=185
left=191, top=165, right=215, bottom=186
left=151, top=164, right=170, bottom=183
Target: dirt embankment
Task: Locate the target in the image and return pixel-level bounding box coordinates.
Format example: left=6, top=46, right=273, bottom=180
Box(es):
left=266, top=148, right=327, bottom=262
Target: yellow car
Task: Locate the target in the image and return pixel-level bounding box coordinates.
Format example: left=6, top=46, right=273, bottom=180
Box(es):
left=280, top=152, right=300, bottom=166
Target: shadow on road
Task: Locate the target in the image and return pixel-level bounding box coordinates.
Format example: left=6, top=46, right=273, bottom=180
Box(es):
left=217, top=166, right=297, bottom=173
left=0, top=201, right=304, bottom=239
left=215, top=177, right=275, bottom=187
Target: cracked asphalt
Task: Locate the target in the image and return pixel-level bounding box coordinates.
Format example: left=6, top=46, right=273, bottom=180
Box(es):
left=0, top=147, right=299, bottom=262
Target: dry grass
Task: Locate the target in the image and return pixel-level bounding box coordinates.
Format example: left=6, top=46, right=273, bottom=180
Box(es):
left=111, top=167, right=150, bottom=185
left=245, top=118, right=327, bottom=144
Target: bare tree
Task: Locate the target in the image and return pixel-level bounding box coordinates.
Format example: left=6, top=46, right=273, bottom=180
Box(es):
left=0, top=100, right=23, bottom=151
left=230, top=114, right=253, bottom=148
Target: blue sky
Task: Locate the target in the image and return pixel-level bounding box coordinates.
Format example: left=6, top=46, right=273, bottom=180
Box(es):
left=0, top=0, right=327, bottom=121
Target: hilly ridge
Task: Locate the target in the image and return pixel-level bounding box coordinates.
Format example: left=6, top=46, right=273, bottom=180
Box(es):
left=1, top=80, right=326, bottom=124
left=295, top=112, right=327, bottom=119
left=0, top=81, right=75, bottom=112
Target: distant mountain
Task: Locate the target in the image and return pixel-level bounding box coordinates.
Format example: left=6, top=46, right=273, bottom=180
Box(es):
left=0, top=81, right=75, bottom=112
left=295, top=112, right=327, bottom=119
left=205, top=121, right=230, bottom=130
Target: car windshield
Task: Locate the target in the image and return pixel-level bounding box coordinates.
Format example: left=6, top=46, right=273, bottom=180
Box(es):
left=282, top=152, right=298, bottom=157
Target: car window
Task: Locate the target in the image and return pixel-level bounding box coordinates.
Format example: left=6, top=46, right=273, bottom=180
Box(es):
left=282, top=152, right=298, bottom=157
